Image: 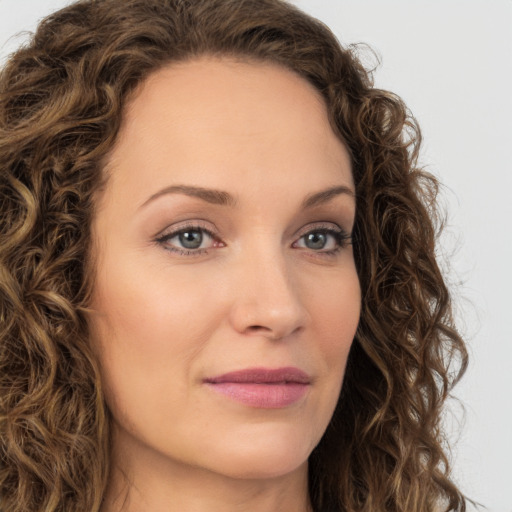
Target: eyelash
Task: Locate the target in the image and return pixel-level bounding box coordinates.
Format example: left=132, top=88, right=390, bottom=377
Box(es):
left=155, top=222, right=220, bottom=257
left=155, top=222, right=352, bottom=258
left=293, top=224, right=352, bottom=256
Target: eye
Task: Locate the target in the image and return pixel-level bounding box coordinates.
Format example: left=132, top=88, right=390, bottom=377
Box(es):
left=175, top=229, right=207, bottom=250
left=302, top=231, right=332, bottom=250
left=293, top=225, right=351, bottom=254
left=155, top=225, right=222, bottom=255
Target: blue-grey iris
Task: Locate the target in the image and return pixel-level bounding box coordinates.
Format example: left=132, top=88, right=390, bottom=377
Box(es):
left=179, top=230, right=203, bottom=249
left=305, top=232, right=327, bottom=250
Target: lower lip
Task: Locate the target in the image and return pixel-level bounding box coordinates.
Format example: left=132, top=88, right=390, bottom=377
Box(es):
left=205, top=382, right=309, bottom=408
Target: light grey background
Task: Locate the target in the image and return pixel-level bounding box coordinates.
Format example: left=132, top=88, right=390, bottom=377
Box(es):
left=1, top=1, right=511, bottom=511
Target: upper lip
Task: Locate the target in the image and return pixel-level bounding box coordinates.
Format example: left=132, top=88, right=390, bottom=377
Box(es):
left=204, top=367, right=311, bottom=384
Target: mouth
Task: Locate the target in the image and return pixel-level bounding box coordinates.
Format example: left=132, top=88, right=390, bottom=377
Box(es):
left=203, top=367, right=311, bottom=408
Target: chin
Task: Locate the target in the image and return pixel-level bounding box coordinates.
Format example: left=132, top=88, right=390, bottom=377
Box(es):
left=195, top=424, right=316, bottom=480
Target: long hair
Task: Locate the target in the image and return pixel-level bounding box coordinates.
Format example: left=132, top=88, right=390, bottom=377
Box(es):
left=0, top=1, right=468, bottom=510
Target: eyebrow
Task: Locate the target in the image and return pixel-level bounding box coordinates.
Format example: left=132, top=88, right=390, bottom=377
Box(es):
left=140, top=184, right=237, bottom=208
left=140, top=183, right=355, bottom=209
left=301, top=185, right=355, bottom=209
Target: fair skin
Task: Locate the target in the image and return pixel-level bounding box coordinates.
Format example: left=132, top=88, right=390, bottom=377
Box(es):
left=89, top=57, right=360, bottom=512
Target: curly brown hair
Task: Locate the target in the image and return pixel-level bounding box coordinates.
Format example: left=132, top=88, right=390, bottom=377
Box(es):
left=0, top=0, right=468, bottom=511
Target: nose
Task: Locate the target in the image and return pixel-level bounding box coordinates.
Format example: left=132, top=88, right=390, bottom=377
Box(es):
left=228, top=247, right=308, bottom=340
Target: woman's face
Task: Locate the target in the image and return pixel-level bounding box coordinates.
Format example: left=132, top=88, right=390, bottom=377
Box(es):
left=89, top=57, right=360, bottom=483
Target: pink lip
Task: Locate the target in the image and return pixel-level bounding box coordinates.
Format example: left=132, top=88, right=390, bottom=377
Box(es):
left=203, top=367, right=310, bottom=408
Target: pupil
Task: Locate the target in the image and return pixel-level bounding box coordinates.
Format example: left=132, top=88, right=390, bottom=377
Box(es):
left=179, top=230, right=203, bottom=249
left=306, top=232, right=326, bottom=249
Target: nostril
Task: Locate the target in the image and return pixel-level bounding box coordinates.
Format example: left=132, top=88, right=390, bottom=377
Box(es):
left=247, top=325, right=270, bottom=332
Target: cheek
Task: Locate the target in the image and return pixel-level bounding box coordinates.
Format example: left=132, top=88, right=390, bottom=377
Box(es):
left=87, top=257, right=223, bottom=417
left=92, top=254, right=219, bottom=348
left=309, top=266, right=360, bottom=382
left=311, top=263, right=360, bottom=336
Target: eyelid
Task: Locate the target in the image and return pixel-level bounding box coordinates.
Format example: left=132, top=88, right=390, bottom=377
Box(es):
left=294, top=221, right=351, bottom=242
left=153, top=219, right=352, bottom=257
left=155, top=220, right=220, bottom=240
left=295, top=221, right=343, bottom=236
left=154, top=220, right=224, bottom=255
left=292, top=222, right=352, bottom=253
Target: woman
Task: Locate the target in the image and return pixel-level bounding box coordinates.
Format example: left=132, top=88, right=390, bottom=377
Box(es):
left=0, top=0, right=468, bottom=511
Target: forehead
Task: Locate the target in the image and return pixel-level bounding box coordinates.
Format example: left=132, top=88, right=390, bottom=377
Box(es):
left=126, top=56, right=327, bottom=122
left=101, top=56, right=352, bottom=208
